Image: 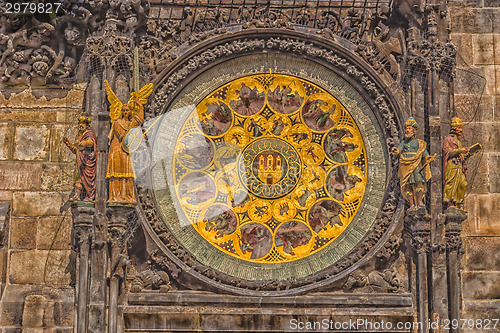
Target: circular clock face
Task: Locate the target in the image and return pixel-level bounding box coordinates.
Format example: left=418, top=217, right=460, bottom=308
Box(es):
left=169, top=74, right=367, bottom=263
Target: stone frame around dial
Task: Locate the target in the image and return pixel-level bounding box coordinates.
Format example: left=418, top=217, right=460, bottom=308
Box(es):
left=136, top=30, right=404, bottom=295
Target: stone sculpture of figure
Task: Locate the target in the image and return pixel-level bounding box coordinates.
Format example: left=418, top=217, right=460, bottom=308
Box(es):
left=104, top=80, right=154, bottom=204
left=442, top=117, right=481, bottom=210
left=391, top=117, right=432, bottom=211
left=63, top=116, right=97, bottom=202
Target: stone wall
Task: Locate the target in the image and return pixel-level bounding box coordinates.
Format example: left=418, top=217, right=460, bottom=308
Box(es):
left=0, top=86, right=85, bottom=332
left=449, top=0, right=500, bottom=323
left=0, top=1, right=499, bottom=331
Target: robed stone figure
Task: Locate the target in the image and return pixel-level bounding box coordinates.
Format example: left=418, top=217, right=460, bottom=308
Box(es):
left=442, top=117, right=481, bottom=210
left=104, top=80, right=153, bottom=204
left=392, top=117, right=432, bottom=211
left=63, top=116, right=97, bottom=202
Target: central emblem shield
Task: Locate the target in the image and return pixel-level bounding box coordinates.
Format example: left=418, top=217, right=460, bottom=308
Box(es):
left=241, top=138, right=301, bottom=199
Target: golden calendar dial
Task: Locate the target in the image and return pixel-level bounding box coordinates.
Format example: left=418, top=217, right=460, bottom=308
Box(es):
left=172, top=74, right=367, bottom=263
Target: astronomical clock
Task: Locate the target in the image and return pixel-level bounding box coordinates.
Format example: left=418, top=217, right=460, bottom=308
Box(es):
left=140, top=45, right=398, bottom=294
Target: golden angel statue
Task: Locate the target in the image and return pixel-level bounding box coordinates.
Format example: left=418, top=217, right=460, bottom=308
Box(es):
left=104, top=80, right=154, bottom=204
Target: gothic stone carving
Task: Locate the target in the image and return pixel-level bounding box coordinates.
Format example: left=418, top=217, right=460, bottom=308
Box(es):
left=343, top=266, right=405, bottom=293
left=0, top=0, right=149, bottom=87
left=402, top=6, right=457, bottom=90
left=141, top=2, right=407, bottom=84
left=404, top=211, right=431, bottom=254
left=342, top=231, right=408, bottom=294
left=130, top=269, right=170, bottom=293
left=71, top=205, right=94, bottom=247
left=443, top=211, right=467, bottom=253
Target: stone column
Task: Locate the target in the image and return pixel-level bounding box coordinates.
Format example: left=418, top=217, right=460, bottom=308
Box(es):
left=444, top=210, right=467, bottom=333
left=418, top=4, right=456, bottom=329
left=406, top=211, right=431, bottom=333
left=71, top=205, right=94, bottom=333
left=87, top=73, right=109, bottom=333
left=424, top=5, right=450, bottom=327
left=107, top=206, right=133, bottom=333
left=0, top=201, right=10, bottom=299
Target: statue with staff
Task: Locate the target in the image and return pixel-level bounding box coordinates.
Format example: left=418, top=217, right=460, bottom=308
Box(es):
left=63, top=116, right=97, bottom=202
left=392, top=117, right=434, bottom=211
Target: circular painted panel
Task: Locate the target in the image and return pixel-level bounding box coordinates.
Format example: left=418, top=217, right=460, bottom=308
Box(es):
left=170, top=74, right=367, bottom=263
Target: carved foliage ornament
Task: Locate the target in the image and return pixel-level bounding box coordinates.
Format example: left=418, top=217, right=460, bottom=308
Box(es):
left=0, top=0, right=148, bottom=86
left=141, top=3, right=405, bottom=83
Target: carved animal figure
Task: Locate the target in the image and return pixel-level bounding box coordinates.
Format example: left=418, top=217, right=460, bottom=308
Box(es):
left=131, top=270, right=170, bottom=292
left=372, top=23, right=405, bottom=82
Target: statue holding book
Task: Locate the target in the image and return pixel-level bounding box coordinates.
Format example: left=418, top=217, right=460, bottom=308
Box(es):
left=442, top=117, right=482, bottom=211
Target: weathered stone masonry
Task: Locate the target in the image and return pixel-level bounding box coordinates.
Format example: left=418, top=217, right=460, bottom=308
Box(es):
left=0, top=0, right=498, bottom=332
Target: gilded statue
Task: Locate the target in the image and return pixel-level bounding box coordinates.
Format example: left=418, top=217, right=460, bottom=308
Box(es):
left=63, top=116, right=97, bottom=202
left=392, top=117, right=433, bottom=211
left=104, top=80, right=153, bottom=204
left=442, top=117, right=481, bottom=211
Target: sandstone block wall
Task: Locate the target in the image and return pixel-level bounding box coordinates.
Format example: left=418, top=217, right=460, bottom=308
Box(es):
left=449, top=0, right=500, bottom=323
left=0, top=2, right=499, bottom=331
left=0, top=87, right=84, bottom=332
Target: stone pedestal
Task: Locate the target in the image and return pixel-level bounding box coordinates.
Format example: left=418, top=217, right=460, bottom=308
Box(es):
left=405, top=209, right=430, bottom=333
left=443, top=209, right=467, bottom=333
left=71, top=204, right=95, bottom=333
left=107, top=205, right=135, bottom=333
left=123, top=291, right=414, bottom=332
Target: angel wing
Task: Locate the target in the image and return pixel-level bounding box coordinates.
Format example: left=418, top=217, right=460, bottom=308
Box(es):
left=104, top=80, right=123, bottom=123
left=127, top=83, right=154, bottom=115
